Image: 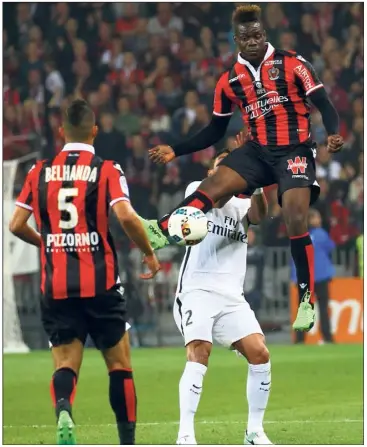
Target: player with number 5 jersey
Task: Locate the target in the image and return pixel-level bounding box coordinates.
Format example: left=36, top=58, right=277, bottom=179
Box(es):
left=17, top=147, right=136, bottom=299
left=10, top=99, right=160, bottom=445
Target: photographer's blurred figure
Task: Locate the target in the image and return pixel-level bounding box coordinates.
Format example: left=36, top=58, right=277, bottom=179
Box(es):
left=291, top=209, right=335, bottom=344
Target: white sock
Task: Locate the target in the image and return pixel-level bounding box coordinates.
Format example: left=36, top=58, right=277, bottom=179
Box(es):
left=178, top=361, right=207, bottom=439
left=246, top=361, right=271, bottom=433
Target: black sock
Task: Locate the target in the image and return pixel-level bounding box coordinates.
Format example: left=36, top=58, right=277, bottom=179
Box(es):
left=158, top=189, right=214, bottom=235
left=109, top=369, right=137, bottom=445
left=50, top=367, right=77, bottom=420
left=290, top=232, right=315, bottom=306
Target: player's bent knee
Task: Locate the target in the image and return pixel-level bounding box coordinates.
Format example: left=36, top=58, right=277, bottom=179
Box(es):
left=103, top=333, right=132, bottom=372
left=283, top=205, right=308, bottom=236
left=248, top=344, right=270, bottom=365
left=186, top=340, right=212, bottom=365
left=52, top=339, right=83, bottom=373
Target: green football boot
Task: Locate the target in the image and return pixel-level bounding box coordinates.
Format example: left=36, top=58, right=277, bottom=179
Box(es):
left=292, top=290, right=316, bottom=332
left=138, top=216, right=170, bottom=251
left=56, top=410, right=76, bottom=445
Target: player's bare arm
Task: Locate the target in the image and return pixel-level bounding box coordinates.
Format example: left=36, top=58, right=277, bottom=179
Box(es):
left=9, top=206, right=41, bottom=247
left=149, top=112, right=231, bottom=164
left=307, top=87, right=344, bottom=153
left=247, top=189, right=268, bottom=225
left=112, top=200, right=161, bottom=279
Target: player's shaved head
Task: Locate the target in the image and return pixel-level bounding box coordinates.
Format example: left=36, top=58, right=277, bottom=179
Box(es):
left=232, top=5, right=266, bottom=61
left=61, top=99, right=97, bottom=142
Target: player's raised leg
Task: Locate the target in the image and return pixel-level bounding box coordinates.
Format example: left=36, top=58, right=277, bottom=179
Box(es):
left=51, top=339, right=83, bottom=445
left=282, top=187, right=316, bottom=331
left=102, top=331, right=137, bottom=445
left=233, top=335, right=272, bottom=445
left=158, top=165, right=246, bottom=235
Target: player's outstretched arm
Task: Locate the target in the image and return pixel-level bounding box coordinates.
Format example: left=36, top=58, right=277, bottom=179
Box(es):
left=149, top=115, right=231, bottom=163
left=246, top=188, right=268, bottom=225
left=112, top=200, right=161, bottom=279
left=9, top=206, right=41, bottom=247
left=308, top=88, right=344, bottom=153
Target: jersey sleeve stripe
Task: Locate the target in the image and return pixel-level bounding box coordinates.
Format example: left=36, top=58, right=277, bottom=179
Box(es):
left=305, top=83, right=324, bottom=96
left=110, top=197, right=130, bottom=207
left=15, top=201, right=33, bottom=211
left=213, top=111, right=234, bottom=116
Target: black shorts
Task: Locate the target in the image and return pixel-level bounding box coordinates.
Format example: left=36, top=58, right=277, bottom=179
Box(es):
left=41, top=288, right=127, bottom=350
left=220, top=139, right=320, bottom=206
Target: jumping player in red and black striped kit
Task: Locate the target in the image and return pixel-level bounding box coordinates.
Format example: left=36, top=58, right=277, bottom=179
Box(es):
left=10, top=99, right=160, bottom=445
left=147, top=5, right=344, bottom=332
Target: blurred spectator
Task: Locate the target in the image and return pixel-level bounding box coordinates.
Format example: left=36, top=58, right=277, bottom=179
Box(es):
left=157, top=76, right=183, bottom=114
left=114, top=96, right=141, bottom=137
left=125, top=134, right=157, bottom=217
left=316, top=144, right=341, bottom=181
left=101, top=35, right=124, bottom=71
left=157, top=161, right=184, bottom=217
left=291, top=209, right=335, bottom=344
left=142, top=88, right=170, bottom=133
left=94, top=112, right=127, bottom=167
left=172, top=90, right=200, bottom=138
left=147, top=4, right=183, bottom=36
left=45, top=60, right=65, bottom=107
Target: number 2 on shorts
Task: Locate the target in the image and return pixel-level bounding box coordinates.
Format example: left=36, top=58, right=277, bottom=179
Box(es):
left=185, top=310, right=193, bottom=326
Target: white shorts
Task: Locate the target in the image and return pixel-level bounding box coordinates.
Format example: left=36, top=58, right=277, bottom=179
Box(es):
left=173, top=290, right=263, bottom=348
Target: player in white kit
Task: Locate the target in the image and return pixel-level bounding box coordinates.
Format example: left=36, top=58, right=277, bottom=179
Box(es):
left=173, top=150, right=272, bottom=445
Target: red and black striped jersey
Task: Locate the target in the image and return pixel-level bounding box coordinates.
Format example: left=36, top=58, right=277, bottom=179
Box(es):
left=213, top=43, right=323, bottom=146
left=16, top=143, right=129, bottom=300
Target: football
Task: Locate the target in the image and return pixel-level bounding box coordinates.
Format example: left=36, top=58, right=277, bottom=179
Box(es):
left=168, top=206, right=208, bottom=246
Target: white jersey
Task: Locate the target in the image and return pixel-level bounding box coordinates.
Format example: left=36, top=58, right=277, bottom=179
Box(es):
left=176, top=181, right=251, bottom=298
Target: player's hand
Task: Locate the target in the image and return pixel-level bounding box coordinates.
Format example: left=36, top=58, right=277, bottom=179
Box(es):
left=234, top=129, right=248, bottom=148
left=149, top=145, right=175, bottom=164
left=327, top=135, right=344, bottom=153
left=140, top=254, right=161, bottom=279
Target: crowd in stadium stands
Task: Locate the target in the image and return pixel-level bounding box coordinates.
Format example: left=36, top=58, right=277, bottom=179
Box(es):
left=4, top=2, right=363, bottom=249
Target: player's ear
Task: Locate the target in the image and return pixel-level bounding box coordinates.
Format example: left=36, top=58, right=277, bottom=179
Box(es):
left=208, top=168, right=214, bottom=177
left=92, top=125, right=98, bottom=138
left=59, top=126, right=65, bottom=139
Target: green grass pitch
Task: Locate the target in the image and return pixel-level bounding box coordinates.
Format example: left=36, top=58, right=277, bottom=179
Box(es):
left=4, top=344, right=363, bottom=445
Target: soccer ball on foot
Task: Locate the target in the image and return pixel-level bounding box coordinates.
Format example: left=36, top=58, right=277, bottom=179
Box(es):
left=168, top=206, right=208, bottom=246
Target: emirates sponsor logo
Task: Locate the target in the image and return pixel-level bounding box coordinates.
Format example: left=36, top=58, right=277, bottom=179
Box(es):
left=207, top=216, right=247, bottom=243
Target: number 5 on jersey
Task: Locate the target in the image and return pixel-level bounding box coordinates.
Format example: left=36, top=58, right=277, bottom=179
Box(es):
left=58, top=188, right=79, bottom=229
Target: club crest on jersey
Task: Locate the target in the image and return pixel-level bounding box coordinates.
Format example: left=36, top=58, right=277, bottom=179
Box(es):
left=268, top=67, right=280, bottom=81
left=287, top=156, right=307, bottom=175
left=254, top=81, right=266, bottom=95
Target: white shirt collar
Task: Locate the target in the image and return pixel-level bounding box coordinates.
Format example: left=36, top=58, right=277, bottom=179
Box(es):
left=237, top=42, right=275, bottom=66
left=62, top=143, right=95, bottom=154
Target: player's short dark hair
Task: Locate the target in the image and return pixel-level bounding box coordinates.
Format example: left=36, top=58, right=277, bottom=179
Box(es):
left=232, top=4, right=262, bottom=28
left=62, top=99, right=95, bottom=141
